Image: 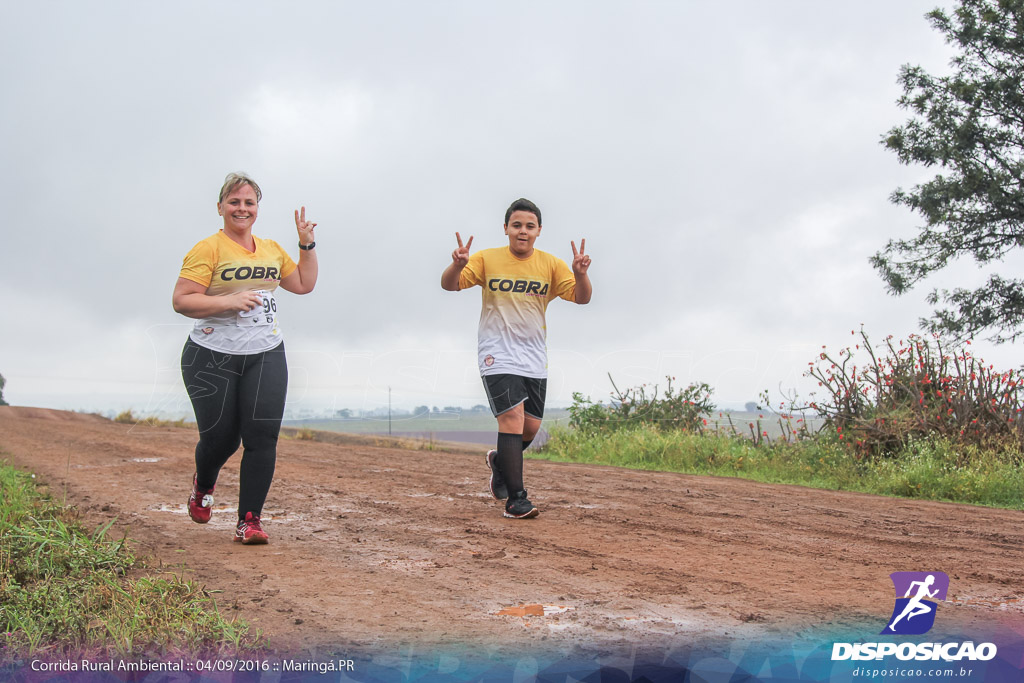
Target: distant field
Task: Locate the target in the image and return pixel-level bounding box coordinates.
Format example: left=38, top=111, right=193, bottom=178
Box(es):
left=283, top=409, right=819, bottom=445
left=284, top=409, right=572, bottom=447
left=704, top=410, right=824, bottom=439
left=285, top=408, right=570, bottom=434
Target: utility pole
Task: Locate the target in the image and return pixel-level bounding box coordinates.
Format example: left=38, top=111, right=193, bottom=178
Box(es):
left=388, top=386, right=392, bottom=436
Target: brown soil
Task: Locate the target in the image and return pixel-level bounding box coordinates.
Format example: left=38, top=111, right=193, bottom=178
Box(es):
left=2, top=406, right=1023, bottom=662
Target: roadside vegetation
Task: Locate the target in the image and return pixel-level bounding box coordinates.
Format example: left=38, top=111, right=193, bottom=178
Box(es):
left=538, top=330, right=1024, bottom=510
left=113, top=409, right=191, bottom=429
left=0, top=460, right=261, bottom=660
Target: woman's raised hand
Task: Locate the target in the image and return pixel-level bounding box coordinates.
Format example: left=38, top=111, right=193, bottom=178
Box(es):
left=295, top=206, right=317, bottom=247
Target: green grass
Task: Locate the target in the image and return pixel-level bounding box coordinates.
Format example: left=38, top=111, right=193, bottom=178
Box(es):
left=536, top=424, right=1024, bottom=509
left=0, top=460, right=261, bottom=660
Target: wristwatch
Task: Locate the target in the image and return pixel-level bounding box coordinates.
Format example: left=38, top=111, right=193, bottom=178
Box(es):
left=298, top=241, right=316, bottom=251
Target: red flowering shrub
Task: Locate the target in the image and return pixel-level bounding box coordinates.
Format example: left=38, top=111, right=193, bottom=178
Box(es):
left=805, top=328, right=1023, bottom=456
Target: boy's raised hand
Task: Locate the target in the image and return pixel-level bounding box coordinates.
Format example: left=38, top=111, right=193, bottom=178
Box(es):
left=452, top=232, right=474, bottom=267
left=571, top=239, right=591, bottom=275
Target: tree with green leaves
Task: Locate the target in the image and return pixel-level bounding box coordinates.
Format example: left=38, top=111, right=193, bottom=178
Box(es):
left=0, top=373, right=7, bottom=406
left=873, top=0, right=1024, bottom=342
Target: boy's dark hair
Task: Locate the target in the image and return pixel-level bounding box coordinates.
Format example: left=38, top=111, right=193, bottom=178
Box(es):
left=504, top=198, right=542, bottom=226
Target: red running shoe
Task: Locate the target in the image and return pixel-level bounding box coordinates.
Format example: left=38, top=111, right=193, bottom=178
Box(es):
left=234, top=512, right=269, bottom=545
left=187, top=473, right=215, bottom=524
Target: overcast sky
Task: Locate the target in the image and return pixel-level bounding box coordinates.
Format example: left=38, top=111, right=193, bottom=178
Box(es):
left=2, top=1, right=1021, bottom=418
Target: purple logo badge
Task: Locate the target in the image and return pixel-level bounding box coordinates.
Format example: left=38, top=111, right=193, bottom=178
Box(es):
left=881, top=571, right=949, bottom=635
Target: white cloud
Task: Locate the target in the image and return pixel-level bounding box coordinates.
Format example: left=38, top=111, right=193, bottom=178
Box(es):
left=246, top=81, right=376, bottom=162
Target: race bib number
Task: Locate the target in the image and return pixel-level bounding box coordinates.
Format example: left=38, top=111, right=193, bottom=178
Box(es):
left=236, top=289, right=277, bottom=327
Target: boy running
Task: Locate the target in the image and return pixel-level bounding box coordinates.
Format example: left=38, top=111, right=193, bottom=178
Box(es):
left=441, top=198, right=592, bottom=519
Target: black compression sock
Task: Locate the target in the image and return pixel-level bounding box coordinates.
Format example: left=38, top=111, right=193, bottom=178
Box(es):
left=497, top=432, right=524, bottom=493
left=494, top=438, right=534, bottom=453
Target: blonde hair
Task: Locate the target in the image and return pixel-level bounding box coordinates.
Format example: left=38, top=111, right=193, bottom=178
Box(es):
left=218, top=172, right=262, bottom=204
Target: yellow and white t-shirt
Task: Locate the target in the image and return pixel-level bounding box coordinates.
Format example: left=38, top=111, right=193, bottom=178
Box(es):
left=459, top=246, right=576, bottom=378
left=179, top=231, right=297, bottom=354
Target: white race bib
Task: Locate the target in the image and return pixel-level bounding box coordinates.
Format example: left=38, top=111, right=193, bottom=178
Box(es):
left=236, top=289, right=277, bottom=327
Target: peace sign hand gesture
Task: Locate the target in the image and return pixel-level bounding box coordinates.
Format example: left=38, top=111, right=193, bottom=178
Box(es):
left=571, top=239, right=591, bottom=276
left=452, top=232, right=474, bottom=267
left=295, top=206, right=317, bottom=247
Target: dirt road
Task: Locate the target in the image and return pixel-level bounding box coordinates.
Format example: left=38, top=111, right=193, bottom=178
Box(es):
left=2, top=406, right=1023, bottom=664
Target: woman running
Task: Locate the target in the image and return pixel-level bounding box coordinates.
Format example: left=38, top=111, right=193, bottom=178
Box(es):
left=172, top=172, right=318, bottom=544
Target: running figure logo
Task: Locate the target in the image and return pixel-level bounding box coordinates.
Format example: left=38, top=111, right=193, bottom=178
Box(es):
left=881, top=571, right=949, bottom=635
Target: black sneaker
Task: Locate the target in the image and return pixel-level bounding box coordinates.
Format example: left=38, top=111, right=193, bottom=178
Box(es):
left=486, top=449, right=509, bottom=500
left=504, top=490, right=539, bottom=519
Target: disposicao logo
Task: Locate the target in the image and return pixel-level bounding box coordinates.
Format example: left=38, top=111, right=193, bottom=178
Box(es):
left=831, top=570, right=997, bottom=662
left=881, top=571, right=948, bottom=635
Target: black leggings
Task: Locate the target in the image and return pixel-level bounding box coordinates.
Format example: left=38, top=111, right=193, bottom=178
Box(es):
left=181, top=338, right=288, bottom=519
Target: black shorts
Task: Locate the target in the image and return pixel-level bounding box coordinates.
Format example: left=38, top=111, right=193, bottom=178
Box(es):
left=482, top=374, right=547, bottom=419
